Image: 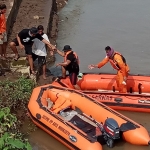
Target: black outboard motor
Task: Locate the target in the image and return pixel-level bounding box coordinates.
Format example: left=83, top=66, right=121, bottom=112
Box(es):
left=97, top=118, right=120, bottom=148
left=103, top=118, right=120, bottom=148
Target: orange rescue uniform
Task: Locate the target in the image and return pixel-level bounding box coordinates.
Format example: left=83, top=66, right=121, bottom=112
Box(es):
left=97, top=52, right=130, bottom=93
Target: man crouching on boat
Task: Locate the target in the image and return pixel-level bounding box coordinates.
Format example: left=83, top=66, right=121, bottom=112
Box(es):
left=55, top=45, right=81, bottom=90
left=88, top=46, right=130, bottom=93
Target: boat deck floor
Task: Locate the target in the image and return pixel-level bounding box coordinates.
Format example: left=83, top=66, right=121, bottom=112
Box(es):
left=59, top=109, right=97, bottom=127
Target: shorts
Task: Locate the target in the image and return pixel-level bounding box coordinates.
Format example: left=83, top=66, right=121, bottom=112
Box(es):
left=32, top=53, right=46, bottom=66
left=0, top=32, right=7, bottom=44
left=12, top=38, right=33, bottom=55
left=69, top=72, right=78, bottom=85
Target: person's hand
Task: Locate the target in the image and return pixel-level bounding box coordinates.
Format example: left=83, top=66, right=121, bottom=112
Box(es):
left=88, top=64, right=95, bottom=70
left=52, top=48, right=57, bottom=52
left=56, top=63, right=60, bottom=67
left=124, top=76, right=127, bottom=82
left=0, top=34, right=4, bottom=40
left=19, top=44, right=24, bottom=50
left=50, top=50, right=54, bottom=56
left=51, top=45, right=56, bottom=51
left=122, top=81, right=126, bottom=85
left=47, top=44, right=55, bottom=51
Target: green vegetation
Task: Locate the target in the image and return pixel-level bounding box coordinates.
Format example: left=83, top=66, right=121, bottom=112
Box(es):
left=0, top=76, right=35, bottom=110
left=0, top=76, right=35, bottom=150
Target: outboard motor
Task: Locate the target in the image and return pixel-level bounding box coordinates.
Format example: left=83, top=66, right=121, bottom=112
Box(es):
left=102, top=118, right=120, bottom=148
left=97, top=118, right=120, bottom=148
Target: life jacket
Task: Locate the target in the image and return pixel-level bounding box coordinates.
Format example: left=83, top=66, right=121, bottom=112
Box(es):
left=64, top=51, right=79, bottom=65
left=109, top=51, right=127, bottom=70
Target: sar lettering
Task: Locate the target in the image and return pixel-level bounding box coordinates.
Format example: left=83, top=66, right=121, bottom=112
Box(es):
left=91, top=94, right=113, bottom=101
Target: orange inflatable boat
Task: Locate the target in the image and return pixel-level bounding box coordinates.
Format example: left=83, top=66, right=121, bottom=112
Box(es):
left=51, top=73, right=150, bottom=113
left=28, top=85, right=150, bottom=148
left=55, top=73, right=150, bottom=94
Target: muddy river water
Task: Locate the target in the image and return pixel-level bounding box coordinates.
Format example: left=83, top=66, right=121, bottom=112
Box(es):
left=29, top=0, right=150, bottom=149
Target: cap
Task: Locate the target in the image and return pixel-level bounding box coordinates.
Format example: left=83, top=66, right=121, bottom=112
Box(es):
left=30, top=27, right=38, bottom=35
left=63, top=45, right=72, bottom=51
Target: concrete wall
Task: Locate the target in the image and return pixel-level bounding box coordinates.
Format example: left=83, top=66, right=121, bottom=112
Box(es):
left=6, top=0, right=22, bottom=39
left=47, top=0, right=57, bottom=39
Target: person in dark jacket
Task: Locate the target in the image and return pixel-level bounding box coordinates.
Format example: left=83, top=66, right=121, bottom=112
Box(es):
left=55, top=45, right=80, bottom=89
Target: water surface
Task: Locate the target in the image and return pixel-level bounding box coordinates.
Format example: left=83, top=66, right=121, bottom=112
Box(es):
left=31, top=0, right=150, bottom=149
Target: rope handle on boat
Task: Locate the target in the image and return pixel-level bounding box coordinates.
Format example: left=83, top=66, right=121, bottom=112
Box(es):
left=81, top=112, right=103, bottom=127
left=64, top=120, right=92, bottom=138
left=75, top=107, right=102, bottom=127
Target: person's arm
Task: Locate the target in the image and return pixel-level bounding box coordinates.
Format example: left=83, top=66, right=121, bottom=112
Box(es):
left=97, top=56, right=109, bottom=68
left=89, top=56, right=109, bottom=69
left=16, top=34, right=22, bottom=45
left=0, top=34, right=3, bottom=39
left=0, top=19, right=3, bottom=38
left=0, top=15, right=3, bottom=35
left=56, top=52, right=73, bottom=67
left=55, top=49, right=65, bottom=57
left=42, top=38, right=56, bottom=50
left=17, top=30, right=24, bottom=49
left=57, top=60, right=71, bottom=67
left=0, top=31, right=3, bottom=39
left=42, top=34, right=51, bottom=50
left=41, top=34, right=54, bottom=56
left=35, top=34, right=56, bottom=50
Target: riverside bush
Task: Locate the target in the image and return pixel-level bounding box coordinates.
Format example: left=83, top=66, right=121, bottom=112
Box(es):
left=0, top=77, right=35, bottom=150
left=0, top=107, right=32, bottom=150
left=0, top=76, right=35, bottom=110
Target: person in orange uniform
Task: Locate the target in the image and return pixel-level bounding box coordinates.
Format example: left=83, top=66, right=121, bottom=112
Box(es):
left=88, top=46, right=130, bottom=93
left=0, top=4, right=7, bottom=60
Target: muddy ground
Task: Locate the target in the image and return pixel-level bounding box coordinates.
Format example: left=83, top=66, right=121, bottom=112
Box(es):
left=6, top=0, right=68, bottom=54
left=0, top=0, right=68, bottom=84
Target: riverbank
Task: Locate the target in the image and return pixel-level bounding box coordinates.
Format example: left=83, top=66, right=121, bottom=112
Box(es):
left=0, top=0, right=68, bottom=149
left=0, top=0, right=68, bottom=120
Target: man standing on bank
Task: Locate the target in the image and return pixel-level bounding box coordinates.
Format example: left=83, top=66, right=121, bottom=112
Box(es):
left=32, top=25, right=50, bottom=79
left=55, top=45, right=81, bottom=90
left=9, top=27, right=56, bottom=75
left=88, top=46, right=130, bottom=93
